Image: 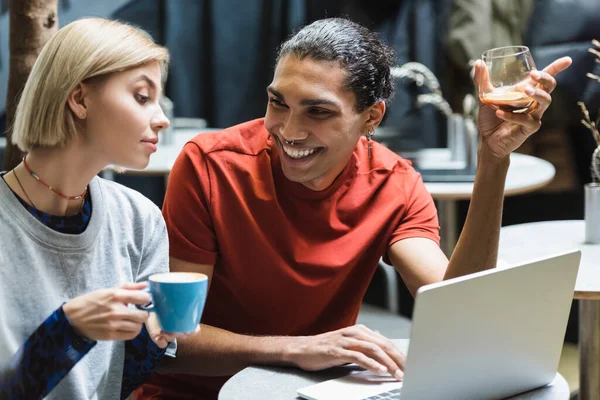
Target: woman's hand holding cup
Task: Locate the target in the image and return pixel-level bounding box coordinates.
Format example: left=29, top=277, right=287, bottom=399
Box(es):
left=62, top=282, right=151, bottom=341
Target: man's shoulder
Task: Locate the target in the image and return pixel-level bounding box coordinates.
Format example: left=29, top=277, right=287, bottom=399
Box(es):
left=187, top=118, right=270, bottom=159
left=363, top=139, right=416, bottom=175
left=352, top=139, right=424, bottom=199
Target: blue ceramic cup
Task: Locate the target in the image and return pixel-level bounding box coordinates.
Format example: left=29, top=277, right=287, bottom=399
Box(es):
left=138, top=272, right=208, bottom=333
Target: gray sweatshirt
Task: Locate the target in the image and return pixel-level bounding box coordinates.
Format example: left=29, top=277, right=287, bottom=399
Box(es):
left=0, top=175, right=168, bottom=399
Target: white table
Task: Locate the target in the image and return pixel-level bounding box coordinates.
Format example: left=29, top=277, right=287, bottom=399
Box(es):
left=498, top=220, right=600, bottom=400
left=419, top=149, right=556, bottom=255
left=219, top=339, right=570, bottom=400
left=102, top=128, right=217, bottom=186
left=131, top=127, right=221, bottom=175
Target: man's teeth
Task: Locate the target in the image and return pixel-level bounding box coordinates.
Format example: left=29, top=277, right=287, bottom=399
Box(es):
left=283, top=146, right=318, bottom=159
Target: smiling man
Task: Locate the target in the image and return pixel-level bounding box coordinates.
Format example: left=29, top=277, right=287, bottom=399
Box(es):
left=137, top=18, right=571, bottom=400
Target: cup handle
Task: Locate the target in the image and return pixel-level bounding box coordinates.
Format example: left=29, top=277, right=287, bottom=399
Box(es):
left=135, top=286, right=155, bottom=311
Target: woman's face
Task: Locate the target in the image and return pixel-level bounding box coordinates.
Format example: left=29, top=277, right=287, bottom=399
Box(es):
left=264, top=55, right=382, bottom=191
left=80, top=60, right=169, bottom=169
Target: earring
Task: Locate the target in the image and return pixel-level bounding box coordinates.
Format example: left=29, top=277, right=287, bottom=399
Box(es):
left=365, top=129, right=374, bottom=158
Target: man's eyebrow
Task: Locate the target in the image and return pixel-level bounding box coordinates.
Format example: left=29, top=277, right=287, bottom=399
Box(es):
left=267, top=87, right=340, bottom=107
left=267, top=86, right=283, bottom=99
left=299, top=98, right=339, bottom=107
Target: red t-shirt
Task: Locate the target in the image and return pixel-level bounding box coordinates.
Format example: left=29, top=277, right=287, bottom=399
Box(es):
left=138, top=118, right=439, bottom=399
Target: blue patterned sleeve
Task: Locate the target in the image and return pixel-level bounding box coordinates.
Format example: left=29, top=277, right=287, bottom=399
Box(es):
left=0, top=306, right=96, bottom=400
left=120, top=324, right=167, bottom=399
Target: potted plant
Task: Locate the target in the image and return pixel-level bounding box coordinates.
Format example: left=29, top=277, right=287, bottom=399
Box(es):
left=578, top=39, right=600, bottom=243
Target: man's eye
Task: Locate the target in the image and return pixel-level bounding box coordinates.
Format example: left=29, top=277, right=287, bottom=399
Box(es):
left=309, top=108, right=331, bottom=117
left=269, top=98, right=287, bottom=108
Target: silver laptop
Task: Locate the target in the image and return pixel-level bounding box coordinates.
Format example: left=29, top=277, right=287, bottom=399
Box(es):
left=297, top=250, right=580, bottom=400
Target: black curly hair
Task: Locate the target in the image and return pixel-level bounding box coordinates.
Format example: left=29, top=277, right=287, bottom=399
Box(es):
left=277, top=18, right=396, bottom=112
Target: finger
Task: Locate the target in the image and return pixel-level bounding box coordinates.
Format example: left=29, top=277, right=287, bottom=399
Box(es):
left=158, top=332, right=178, bottom=342
left=530, top=70, right=557, bottom=93
left=344, top=338, right=404, bottom=380
left=524, top=85, right=552, bottom=112
left=473, top=60, right=493, bottom=92
left=541, top=56, right=572, bottom=78
left=114, top=320, right=144, bottom=334
left=352, top=326, right=406, bottom=378
left=145, top=313, right=161, bottom=334
left=337, top=349, right=389, bottom=375
left=116, top=307, right=150, bottom=324
left=120, top=282, right=148, bottom=290
left=113, top=289, right=152, bottom=305
left=111, top=329, right=143, bottom=341
left=371, top=331, right=407, bottom=374
left=152, top=335, right=169, bottom=349
left=495, top=110, right=541, bottom=135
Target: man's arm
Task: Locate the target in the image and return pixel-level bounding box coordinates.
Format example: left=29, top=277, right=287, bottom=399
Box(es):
left=156, top=258, right=293, bottom=376
left=389, top=56, right=572, bottom=295
left=157, top=257, right=406, bottom=380
left=388, top=156, right=508, bottom=297
left=443, top=156, right=509, bottom=280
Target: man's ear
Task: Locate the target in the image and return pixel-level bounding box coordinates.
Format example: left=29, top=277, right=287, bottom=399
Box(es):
left=362, top=101, right=386, bottom=133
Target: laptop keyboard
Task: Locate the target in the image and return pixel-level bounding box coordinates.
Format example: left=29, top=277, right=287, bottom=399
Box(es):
left=362, top=388, right=402, bottom=399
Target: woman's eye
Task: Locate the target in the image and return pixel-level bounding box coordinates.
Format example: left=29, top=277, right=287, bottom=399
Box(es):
left=135, top=94, right=150, bottom=104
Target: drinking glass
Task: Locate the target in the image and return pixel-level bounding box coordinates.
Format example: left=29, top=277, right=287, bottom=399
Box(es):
left=479, top=46, right=537, bottom=113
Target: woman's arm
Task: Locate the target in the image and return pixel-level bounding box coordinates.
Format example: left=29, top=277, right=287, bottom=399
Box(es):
left=120, top=324, right=167, bottom=399
left=0, top=306, right=96, bottom=400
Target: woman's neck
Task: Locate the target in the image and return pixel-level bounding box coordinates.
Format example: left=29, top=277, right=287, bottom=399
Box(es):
left=6, top=144, right=106, bottom=216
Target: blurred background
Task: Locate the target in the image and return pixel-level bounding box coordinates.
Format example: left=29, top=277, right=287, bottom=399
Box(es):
left=1, top=0, right=599, bottom=392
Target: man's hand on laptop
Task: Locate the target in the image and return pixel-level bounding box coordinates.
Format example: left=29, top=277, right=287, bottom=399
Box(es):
left=284, top=324, right=405, bottom=381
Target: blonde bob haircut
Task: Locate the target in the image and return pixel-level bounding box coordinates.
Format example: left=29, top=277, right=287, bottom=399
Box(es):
left=11, top=17, right=169, bottom=152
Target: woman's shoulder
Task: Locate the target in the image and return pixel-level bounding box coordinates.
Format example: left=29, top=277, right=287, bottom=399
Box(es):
left=93, top=176, right=164, bottom=229
left=91, top=177, right=168, bottom=281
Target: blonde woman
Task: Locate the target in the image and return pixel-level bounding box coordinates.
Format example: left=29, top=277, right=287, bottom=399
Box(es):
left=0, top=18, right=177, bottom=399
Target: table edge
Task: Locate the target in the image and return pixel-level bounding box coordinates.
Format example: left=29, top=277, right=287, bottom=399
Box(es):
left=430, top=174, right=554, bottom=201
left=500, top=220, right=600, bottom=298
left=574, top=291, right=600, bottom=300
left=428, top=154, right=555, bottom=200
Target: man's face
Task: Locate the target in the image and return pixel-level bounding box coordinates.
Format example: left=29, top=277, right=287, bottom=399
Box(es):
left=264, top=55, right=370, bottom=191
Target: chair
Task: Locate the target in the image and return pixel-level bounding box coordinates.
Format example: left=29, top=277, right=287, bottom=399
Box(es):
left=377, top=259, right=400, bottom=315
left=357, top=260, right=409, bottom=338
